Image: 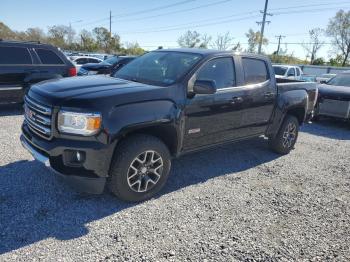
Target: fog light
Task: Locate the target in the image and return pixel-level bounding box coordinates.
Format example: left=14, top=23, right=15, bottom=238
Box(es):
left=64, top=150, right=86, bottom=166
left=76, top=151, right=82, bottom=162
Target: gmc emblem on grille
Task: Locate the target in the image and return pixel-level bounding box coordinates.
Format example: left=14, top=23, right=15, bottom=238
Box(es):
left=25, top=106, right=35, bottom=120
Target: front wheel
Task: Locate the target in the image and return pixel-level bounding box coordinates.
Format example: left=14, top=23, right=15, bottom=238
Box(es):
left=269, top=115, right=299, bottom=154
left=108, top=134, right=171, bottom=202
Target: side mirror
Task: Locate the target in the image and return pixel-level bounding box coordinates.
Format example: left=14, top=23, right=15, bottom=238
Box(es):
left=320, top=80, right=327, bottom=84
left=193, top=80, right=217, bottom=94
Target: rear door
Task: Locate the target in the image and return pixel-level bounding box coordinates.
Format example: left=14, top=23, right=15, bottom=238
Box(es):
left=34, top=48, right=68, bottom=80
left=237, top=57, right=276, bottom=137
left=0, top=45, right=37, bottom=103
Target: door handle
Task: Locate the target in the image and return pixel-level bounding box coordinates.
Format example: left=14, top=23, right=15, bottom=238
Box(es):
left=231, top=96, right=243, bottom=104
left=264, top=92, right=274, bottom=98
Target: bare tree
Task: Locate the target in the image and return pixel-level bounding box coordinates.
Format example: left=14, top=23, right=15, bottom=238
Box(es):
left=326, top=10, right=350, bottom=66
left=302, top=28, right=324, bottom=64
left=211, top=32, right=234, bottom=50
left=177, top=30, right=211, bottom=48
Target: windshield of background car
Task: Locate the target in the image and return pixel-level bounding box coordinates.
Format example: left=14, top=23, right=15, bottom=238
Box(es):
left=101, top=56, right=118, bottom=65
left=327, top=74, right=350, bottom=87
left=273, top=66, right=288, bottom=76
left=114, top=51, right=202, bottom=86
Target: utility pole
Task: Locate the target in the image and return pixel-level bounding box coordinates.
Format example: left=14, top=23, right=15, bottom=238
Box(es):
left=109, top=10, right=112, bottom=37
left=275, top=35, right=285, bottom=55
left=257, top=0, right=272, bottom=54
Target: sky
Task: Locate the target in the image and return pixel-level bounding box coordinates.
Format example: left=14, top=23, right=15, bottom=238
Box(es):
left=1, top=0, right=349, bottom=59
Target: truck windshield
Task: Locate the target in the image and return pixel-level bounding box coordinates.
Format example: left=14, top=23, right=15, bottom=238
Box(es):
left=273, top=66, right=288, bottom=76
left=114, top=51, right=202, bottom=86
left=327, top=74, right=350, bottom=87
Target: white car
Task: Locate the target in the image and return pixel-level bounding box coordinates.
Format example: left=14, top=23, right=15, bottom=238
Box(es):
left=71, top=56, right=103, bottom=71
left=272, top=65, right=303, bottom=80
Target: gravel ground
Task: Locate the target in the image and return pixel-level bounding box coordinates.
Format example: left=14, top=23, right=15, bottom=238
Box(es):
left=0, top=105, right=350, bottom=261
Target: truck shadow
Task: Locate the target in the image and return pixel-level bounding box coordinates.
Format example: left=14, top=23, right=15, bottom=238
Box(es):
left=301, top=120, right=350, bottom=140
left=0, top=137, right=279, bottom=254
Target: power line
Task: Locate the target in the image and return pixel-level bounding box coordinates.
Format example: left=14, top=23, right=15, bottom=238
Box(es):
left=114, top=0, right=196, bottom=18
left=118, top=4, right=348, bottom=35
left=73, top=0, right=195, bottom=28
left=115, top=0, right=233, bottom=22
left=269, top=1, right=350, bottom=11
left=119, top=14, right=261, bottom=34
left=118, top=10, right=260, bottom=33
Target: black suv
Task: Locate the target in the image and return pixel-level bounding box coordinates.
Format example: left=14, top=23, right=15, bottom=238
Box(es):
left=0, top=40, right=76, bottom=104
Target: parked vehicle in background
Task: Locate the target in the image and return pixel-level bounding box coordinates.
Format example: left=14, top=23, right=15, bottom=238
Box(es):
left=21, top=49, right=317, bottom=202
left=314, top=71, right=350, bottom=121
left=78, top=55, right=136, bottom=76
left=71, top=56, right=103, bottom=71
left=0, top=40, right=76, bottom=104
left=273, top=65, right=303, bottom=80
left=301, top=74, right=317, bottom=82
left=316, top=73, right=337, bottom=83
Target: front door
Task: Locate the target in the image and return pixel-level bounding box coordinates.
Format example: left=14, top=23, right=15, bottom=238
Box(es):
left=182, top=57, right=245, bottom=151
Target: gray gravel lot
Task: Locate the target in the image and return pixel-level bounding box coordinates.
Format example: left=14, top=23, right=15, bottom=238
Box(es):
left=0, top=105, right=349, bottom=261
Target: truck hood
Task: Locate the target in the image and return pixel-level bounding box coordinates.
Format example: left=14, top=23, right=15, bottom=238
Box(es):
left=29, top=75, right=174, bottom=108
left=318, top=84, right=350, bottom=100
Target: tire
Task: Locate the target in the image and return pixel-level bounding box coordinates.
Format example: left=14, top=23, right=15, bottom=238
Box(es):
left=269, top=115, right=299, bottom=155
left=108, top=134, right=171, bottom=202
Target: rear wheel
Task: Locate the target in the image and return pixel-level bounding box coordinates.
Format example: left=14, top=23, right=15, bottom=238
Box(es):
left=108, top=134, right=171, bottom=202
left=269, top=115, right=299, bottom=154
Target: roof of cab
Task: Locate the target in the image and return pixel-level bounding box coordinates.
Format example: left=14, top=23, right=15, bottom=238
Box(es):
left=154, top=48, right=268, bottom=59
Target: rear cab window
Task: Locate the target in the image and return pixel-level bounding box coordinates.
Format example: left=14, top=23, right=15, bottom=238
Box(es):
left=35, top=48, right=64, bottom=65
left=242, top=58, right=269, bottom=85
left=0, top=46, right=32, bottom=64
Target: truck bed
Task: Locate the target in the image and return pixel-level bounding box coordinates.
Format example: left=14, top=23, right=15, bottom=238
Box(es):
left=276, top=78, right=318, bottom=117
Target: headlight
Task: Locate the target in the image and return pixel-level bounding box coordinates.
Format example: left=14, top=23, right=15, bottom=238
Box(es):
left=58, top=111, right=101, bottom=136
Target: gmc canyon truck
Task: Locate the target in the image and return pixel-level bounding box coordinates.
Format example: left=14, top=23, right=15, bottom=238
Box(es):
left=20, top=49, right=317, bottom=202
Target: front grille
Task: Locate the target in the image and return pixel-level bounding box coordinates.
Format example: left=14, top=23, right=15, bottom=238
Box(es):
left=24, top=96, right=53, bottom=140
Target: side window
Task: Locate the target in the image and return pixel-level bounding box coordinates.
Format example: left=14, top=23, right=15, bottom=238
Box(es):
left=75, top=58, right=87, bottom=65
left=197, top=57, right=235, bottom=89
left=242, top=58, right=269, bottom=85
left=287, top=68, right=295, bottom=77
left=296, top=67, right=301, bottom=76
left=89, top=58, right=99, bottom=63
left=35, top=49, right=64, bottom=64
left=0, top=46, right=32, bottom=64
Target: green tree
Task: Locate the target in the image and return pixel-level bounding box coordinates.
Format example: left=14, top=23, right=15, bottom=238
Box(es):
left=312, top=57, right=325, bottom=65
left=47, top=25, right=70, bottom=48
left=124, top=42, right=145, bottom=55
left=245, top=29, right=268, bottom=53
left=326, top=10, right=350, bottom=66
left=0, top=22, right=16, bottom=39
left=25, top=27, right=46, bottom=42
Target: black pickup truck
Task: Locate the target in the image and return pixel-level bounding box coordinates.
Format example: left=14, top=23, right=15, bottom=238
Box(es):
left=20, top=49, right=317, bottom=202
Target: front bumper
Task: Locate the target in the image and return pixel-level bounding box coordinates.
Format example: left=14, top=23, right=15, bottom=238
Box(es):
left=20, top=124, right=114, bottom=194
